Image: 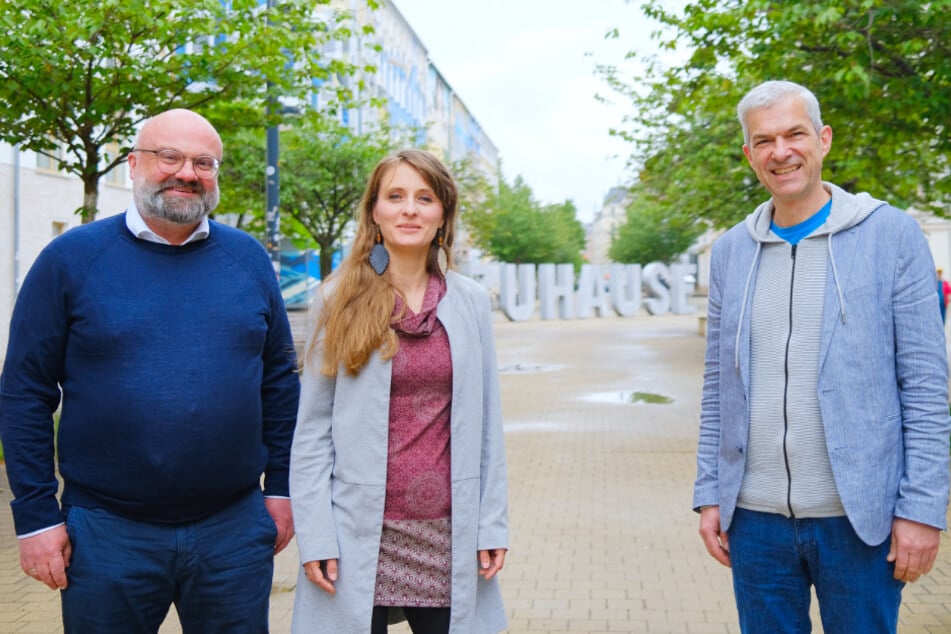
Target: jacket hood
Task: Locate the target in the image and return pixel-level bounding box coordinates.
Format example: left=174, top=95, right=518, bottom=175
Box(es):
left=744, top=182, right=887, bottom=243
left=731, top=183, right=888, bottom=372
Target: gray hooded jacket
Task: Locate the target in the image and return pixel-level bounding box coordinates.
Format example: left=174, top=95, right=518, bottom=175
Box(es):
left=694, top=181, right=950, bottom=545
left=737, top=183, right=883, bottom=519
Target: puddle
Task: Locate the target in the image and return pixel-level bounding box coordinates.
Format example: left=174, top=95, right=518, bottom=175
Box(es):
left=498, top=363, right=561, bottom=374
left=584, top=390, right=673, bottom=405
left=629, top=391, right=673, bottom=404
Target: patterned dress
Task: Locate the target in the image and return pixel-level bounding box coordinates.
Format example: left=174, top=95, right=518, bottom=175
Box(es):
left=374, top=274, right=453, bottom=607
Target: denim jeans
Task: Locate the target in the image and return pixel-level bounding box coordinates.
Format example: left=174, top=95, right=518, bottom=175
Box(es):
left=728, top=508, right=904, bottom=634
left=61, top=489, right=277, bottom=634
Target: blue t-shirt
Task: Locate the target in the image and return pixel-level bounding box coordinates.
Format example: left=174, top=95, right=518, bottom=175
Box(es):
left=771, top=199, right=832, bottom=245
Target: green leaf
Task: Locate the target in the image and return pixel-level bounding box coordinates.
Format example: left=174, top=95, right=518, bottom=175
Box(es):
left=0, top=0, right=371, bottom=222
left=599, top=0, right=951, bottom=225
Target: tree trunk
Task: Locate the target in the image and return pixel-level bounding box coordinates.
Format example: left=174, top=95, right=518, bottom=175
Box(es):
left=319, top=245, right=334, bottom=280
left=81, top=174, right=100, bottom=224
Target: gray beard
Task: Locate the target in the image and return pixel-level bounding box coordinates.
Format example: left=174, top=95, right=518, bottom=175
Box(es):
left=134, top=179, right=220, bottom=225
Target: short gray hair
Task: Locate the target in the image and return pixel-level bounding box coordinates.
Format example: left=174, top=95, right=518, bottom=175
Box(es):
left=737, top=80, right=823, bottom=146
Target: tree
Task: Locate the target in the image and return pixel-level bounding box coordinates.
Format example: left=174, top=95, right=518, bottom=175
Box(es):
left=601, top=0, right=951, bottom=228
left=0, top=0, right=375, bottom=222
left=609, top=186, right=706, bottom=264
left=446, top=154, right=494, bottom=266
left=215, top=126, right=269, bottom=238
left=448, top=155, right=495, bottom=224
left=467, top=176, right=587, bottom=267
left=280, top=113, right=402, bottom=278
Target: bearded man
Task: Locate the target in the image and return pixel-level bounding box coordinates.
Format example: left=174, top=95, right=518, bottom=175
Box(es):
left=0, top=109, right=300, bottom=633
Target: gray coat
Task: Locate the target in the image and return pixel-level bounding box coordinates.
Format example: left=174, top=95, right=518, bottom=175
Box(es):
left=290, top=271, right=509, bottom=633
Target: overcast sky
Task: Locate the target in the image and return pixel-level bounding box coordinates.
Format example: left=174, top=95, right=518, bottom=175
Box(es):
left=390, top=0, right=654, bottom=223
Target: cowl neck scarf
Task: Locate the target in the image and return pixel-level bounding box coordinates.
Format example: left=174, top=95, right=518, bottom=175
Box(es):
left=391, top=274, right=447, bottom=337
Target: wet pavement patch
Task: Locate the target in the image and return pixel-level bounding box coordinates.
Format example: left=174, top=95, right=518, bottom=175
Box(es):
left=584, top=390, right=674, bottom=405
left=629, top=391, right=673, bottom=404
left=498, top=363, right=560, bottom=374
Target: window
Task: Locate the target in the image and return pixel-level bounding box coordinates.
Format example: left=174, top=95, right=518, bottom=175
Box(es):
left=36, top=142, right=66, bottom=173
left=102, top=142, right=127, bottom=186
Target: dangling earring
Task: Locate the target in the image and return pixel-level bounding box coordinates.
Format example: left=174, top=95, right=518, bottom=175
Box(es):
left=369, top=227, right=389, bottom=275
left=435, top=227, right=448, bottom=274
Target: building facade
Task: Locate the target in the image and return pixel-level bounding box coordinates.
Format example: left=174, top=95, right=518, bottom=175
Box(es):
left=333, top=0, right=499, bottom=178
left=0, top=0, right=500, bottom=360
left=584, top=186, right=630, bottom=265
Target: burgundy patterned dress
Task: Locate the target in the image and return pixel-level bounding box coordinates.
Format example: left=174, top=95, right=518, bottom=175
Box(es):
left=373, top=274, right=453, bottom=607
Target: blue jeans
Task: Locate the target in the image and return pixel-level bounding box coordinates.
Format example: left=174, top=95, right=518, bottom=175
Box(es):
left=61, top=489, right=277, bottom=634
left=728, top=508, right=904, bottom=634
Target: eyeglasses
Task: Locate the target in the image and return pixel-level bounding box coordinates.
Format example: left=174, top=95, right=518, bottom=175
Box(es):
left=132, top=148, right=221, bottom=177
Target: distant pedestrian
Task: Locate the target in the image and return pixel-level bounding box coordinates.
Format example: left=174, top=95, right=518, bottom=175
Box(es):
left=290, top=149, right=509, bottom=633
left=694, top=80, right=950, bottom=633
left=937, top=268, right=949, bottom=323
left=0, top=109, right=300, bottom=632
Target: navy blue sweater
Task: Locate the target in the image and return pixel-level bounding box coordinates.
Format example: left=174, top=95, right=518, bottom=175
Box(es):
left=0, top=214, right=300, bottom=535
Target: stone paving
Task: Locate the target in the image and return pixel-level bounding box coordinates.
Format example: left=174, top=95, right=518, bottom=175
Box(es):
left=2, top=312, right=951, bottom=633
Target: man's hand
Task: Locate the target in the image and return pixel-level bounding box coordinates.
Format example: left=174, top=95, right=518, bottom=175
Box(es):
left=264, top=497, right=295, bottom=555
left=20, top=526, right=71, bottom=590
left=699, top=506, right=731, bottom=567
left=888, top=517, right=940, bottom=582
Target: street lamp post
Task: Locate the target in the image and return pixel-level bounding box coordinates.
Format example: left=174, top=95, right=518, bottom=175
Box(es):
left=265, top=0, right=281, bottom=279
left=265, top=120, right=280, bottom=278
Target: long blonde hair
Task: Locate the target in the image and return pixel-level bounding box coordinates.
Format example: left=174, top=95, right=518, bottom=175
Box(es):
left=307, top=149, right=459, bottom=377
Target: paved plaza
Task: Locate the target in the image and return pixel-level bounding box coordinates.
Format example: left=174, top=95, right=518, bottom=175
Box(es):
left=2, top=311, right=951, bottom=632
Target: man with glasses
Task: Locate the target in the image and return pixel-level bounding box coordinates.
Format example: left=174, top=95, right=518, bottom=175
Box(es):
left=0, top=109, right=300, bottom=632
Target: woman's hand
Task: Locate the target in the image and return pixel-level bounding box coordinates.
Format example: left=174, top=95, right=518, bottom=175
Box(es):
left=478, top=548, right=506, bottom=580
left=303, top=559, right=338, bottom=595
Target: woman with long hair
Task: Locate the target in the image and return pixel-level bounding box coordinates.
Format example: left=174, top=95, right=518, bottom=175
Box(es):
left=290, top=149, right=509, bottom=634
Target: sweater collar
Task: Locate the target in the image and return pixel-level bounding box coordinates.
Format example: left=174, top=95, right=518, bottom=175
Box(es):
left=125, top=205, right=210, bottom=246
left=392, top=274, right=447, bottom=337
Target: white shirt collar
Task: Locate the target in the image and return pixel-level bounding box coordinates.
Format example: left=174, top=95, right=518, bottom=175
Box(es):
left=126, top=204, right=210, bottom=246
